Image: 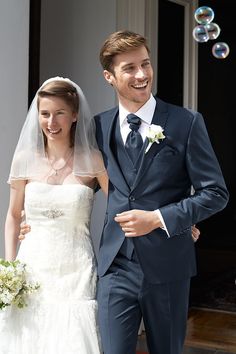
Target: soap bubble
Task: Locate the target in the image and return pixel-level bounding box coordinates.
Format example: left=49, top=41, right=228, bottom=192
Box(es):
left=194, top=6, right=214, bottom=25
left=192, top=25, right=209, bottom=43
left=212, top=42, right=230, bottom=59
left=205, top=22, right=221, bottom=40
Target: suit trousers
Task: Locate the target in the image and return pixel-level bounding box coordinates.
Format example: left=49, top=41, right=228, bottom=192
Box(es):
left=97, top=251, right=190, bottom=354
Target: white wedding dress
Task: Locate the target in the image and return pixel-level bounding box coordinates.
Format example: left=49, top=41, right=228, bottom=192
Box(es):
left=0, top=182, right=102, bottom=354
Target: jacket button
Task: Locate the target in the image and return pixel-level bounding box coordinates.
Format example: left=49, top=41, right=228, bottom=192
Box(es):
left=129, top=196, right=135, bottom=201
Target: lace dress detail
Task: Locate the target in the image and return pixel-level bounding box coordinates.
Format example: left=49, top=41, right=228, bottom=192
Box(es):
left=0, top=182, right=102, bottom=354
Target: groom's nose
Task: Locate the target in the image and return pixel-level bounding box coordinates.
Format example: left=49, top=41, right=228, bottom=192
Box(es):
left=135, top=67, right=146, bottom=79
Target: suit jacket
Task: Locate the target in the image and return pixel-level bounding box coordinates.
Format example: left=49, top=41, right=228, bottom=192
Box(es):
left=94, top=97, right=229, bottom=283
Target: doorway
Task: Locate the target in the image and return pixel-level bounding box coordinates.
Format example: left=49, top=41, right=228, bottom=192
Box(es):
left=157, top=0, right=236, bottom=312
left=191, top=0, right=235, bottom=312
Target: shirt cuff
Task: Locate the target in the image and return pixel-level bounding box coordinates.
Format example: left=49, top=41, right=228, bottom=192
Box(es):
left=154, top=209, right=170, bottom=238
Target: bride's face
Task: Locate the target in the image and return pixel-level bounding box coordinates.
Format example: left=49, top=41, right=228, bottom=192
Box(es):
left=38, top=96, right=77, bottom=145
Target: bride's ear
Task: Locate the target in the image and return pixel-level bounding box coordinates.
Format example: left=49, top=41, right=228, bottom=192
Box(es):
left=72, top=113, right=78, bottom=122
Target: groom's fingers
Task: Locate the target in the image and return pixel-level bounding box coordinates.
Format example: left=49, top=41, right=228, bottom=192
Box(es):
left=114, top=211, right=132, bottom=222
left=115, top=210, right=161, bottom=237
left=121, top=225, right=133, bottom=231
left=18, top=224, right=31, bottom=241
left=191, top=224, right=200, bottom=242
left=115, top=211, right=141, bottom=236
left=115, top=209, right=147, bottom=221
left=124, top=232, right=137, bottom=237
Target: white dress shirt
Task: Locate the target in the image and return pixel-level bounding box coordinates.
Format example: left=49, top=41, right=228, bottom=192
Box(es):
left=118, top=95, right=170, bottom=237
left=119, top=94, right=156, bottom=143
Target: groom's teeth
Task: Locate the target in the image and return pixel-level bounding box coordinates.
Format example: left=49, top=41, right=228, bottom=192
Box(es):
left=133, top=82, right=148, bottom=88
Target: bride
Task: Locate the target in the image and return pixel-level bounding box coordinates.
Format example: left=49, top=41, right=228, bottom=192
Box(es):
left=0, top=77, right=108, bottom=354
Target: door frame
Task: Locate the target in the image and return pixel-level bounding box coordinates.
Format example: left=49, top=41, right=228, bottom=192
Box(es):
left=116, top=0, right=199, bottom=109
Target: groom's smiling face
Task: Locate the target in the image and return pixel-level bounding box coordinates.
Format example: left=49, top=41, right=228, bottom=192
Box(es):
left=103, top=45, right=153, bottom=112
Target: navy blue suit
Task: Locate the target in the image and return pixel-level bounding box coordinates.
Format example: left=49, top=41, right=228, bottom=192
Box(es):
left=95, top=97, right=228, bottom=354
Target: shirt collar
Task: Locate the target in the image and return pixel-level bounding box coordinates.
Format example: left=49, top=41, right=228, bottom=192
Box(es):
left=119, top=94, right=156, bottom=126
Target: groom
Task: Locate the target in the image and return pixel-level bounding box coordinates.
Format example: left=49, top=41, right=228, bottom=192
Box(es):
left=95, top=30, right=229, bottom=354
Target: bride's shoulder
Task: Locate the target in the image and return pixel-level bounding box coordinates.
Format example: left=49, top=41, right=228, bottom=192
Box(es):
left=11, top=150, right=45, bottom=167
left=8, top=150, right=47, bottom=184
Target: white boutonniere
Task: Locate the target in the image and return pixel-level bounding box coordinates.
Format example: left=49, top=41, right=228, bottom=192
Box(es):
left=145, top=124, right=165, bottom=153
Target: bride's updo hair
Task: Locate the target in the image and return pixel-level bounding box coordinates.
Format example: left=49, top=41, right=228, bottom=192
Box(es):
left=37, top=80, right=79, bottom=147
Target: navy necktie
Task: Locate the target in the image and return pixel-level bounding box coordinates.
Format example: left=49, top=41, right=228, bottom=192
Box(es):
left=125, top=114, right=143, bottom=163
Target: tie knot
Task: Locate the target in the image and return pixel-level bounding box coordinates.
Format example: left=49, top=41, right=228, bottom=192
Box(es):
left=127, top=114, right=141, bottom=132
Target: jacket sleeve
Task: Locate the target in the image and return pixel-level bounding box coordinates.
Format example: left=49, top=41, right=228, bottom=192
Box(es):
left=159, top=112, right=229, bottom=237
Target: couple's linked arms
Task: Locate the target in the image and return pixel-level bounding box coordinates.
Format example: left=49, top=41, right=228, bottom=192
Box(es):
left=17, top=172, right=200, bottom=242
left=19, top=208, right=200, bottom=243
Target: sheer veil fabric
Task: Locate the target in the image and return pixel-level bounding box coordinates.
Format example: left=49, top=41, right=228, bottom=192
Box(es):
left=8, top=77, right=105, bottom=183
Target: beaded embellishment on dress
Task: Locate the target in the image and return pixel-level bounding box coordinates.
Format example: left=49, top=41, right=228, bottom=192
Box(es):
left=41, top=209, right=64, bottom=219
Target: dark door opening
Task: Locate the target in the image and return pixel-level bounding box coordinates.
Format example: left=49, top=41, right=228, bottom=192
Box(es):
left=190, top=0, right=235, bottom=312
left=157, top=0, right=236, bottom=312
left=157, top=0, right=184, bottom=106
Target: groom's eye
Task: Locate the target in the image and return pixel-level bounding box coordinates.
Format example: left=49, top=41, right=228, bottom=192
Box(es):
left=125, top=66, right=134, bottom=72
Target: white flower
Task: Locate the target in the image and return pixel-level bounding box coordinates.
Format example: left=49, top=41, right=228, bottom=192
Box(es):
left=1, top=291, right=14, bottom=304
left=0, top=259, right=40, bottom=310
left=145, top=124, right=165, bottom=153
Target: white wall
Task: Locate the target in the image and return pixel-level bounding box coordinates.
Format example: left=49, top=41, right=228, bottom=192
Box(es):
left=40, top=0, right=117, bottom=113
left=40, top=0, right=117, bottom=254
left=0, top=0, right=29, bottom=257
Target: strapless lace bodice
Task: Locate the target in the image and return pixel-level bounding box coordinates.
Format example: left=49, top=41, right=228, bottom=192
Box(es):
left=25, top=181, right=94, bottom=227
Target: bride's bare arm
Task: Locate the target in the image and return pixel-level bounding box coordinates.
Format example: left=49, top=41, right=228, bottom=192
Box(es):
left=96, top=171, right=109, bottom=196
left=5, top=180, right=26, bottom=261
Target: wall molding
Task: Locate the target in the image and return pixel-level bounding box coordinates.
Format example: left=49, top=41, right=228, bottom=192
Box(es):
left=163, top=0, right=199, bottom=109
left=116, top=0, right=145, bottom=34
left=116, top=0, right=199, bottom=109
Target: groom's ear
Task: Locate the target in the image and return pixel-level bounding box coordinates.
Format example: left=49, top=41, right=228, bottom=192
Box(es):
left=103, top=70, right=114, bottom=85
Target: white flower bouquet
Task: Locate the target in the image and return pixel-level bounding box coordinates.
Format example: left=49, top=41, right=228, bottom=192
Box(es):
left=0, top=259, right=39, bottom=310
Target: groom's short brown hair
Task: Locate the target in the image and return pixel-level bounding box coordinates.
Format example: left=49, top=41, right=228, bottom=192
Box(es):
left=99, top=30, right=150, bottom=73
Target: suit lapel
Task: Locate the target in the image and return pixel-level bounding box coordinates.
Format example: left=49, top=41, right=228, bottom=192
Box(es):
left=106, top=109, right=130, bottom=194
left=131, top=97, right=169, bottom=191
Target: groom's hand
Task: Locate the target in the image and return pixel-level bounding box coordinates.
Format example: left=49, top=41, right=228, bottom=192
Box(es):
left=18, top=222, right=31, bottom=241
left=114, top=210, right=201, bottom=240
left=114, top=209, right=162, bottom=237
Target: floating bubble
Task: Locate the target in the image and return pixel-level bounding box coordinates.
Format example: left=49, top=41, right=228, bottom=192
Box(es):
left=194, top=6, right=214, bottom=25
left=212, top=42, right=230, bottom=59
left=205, top=22, right=221, bottom=40
left=192, top=25, right=209, bottom=43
